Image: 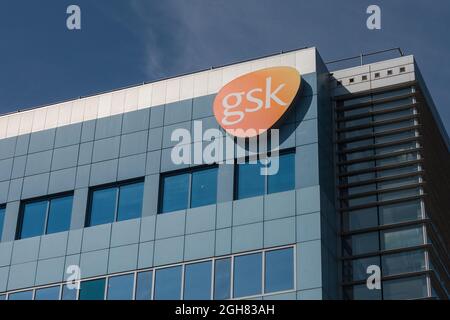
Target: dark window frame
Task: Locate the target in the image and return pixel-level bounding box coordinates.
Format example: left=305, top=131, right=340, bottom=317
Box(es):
left=158, top=164, right=219, bottom=214
left=16, top=192, right=74, bottom=240
left=86, top=178, right=145, bottom=227
left=234, top=149, right=296, bottom=201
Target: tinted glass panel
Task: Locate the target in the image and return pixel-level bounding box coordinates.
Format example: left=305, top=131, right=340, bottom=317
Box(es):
left=344, top=207, right=378, bottom=231
left=107, top=274, right=134, bottom=300
left=46, top=196, right=73, bottom=234
left=35, top=286, right=60, bottom=300
left=0, top=294, right=5, bottom=300
left=383, top=276, right=428, bottom=300
left=265, top=248, right=294, bottom=293
left=61, top=285, right=77, bottom=300
left=89, top=188, right=117, bottom=226
left=347, top=284, right=381, bottom=300
left=237, top=162, right=265, bottom=200
left=345, top=232, right=379, bottom=256
left=214, top=258, right=231, bottom=300
left=20, top=201, right=47, bottom=239
left=79, top=279, right=106, bottom=300
left=382, top=250, right=426, bottom=276
left=136, top=271, right=153, bottom=300
left=379, top=200, right=421, bottom=225
left=8, top=290, right=33, bottom=300
left=233, top=253, right=262, bottom=298
left=154, top=266, right=182, bottom=300
left=268, top=153, right=295, bottom=194
left=191, top=168, right=218, bottom=208
left=184, top=261, right=212, bottom=300
left=381, top=226, right=424, bottom=250
left=344, top=256, right=380, bottom=282
left=161, top=174, right=189, bottom=213
left=117, top=182, right=144, bottom=221
left=0, top=207, right=5, bottom=240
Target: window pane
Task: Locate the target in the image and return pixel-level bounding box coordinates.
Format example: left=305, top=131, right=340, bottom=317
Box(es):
left=268, top=153, right=295, bottom=194
left=214, top=258, right=231, bottom=300
left=344, top=232, right=379, bottom=256
left=89, top=188, right=117, bottom=226
left=379, top=200, right=421, bottom=225
left=237, top=162, right=265, bottom=200
left=0, top=294, right=5, bottom=300
left=20, top=201, right=47, bottom=239
left=382, top=250, right=426, bottom=276
left=79, top=279, right=106, bottom=300
left=8, top=290, right=33, bottom=300
left=233, top=253, right=262, bottom=298
left=0, top=207, right=5, bottom=240
left=381, top=226, right=424, bottom=250
left=346, top=284, right=381, bottom=300
left=184, top=261, right=212, bottom=300
left=154, top=266, right=182, bottom=300
left=344, top=207, right=378, bottom=231
left=161, top=174, right=189, bottom=213
left=107, top=274, right=134, bottom=300
left=383, top=276, right=428, bottom=300
left=61, top=284, right=78, bottom=300
left=343, top=256, right=380, bottom=282
left=191, top=168, right=218, bottom=208
left=265, top=248, right=294, bottom=293
left=117, top=182, right=144, bottom=221
left=46, top=196, right=73, bottom=234
left=136, top=271, right=153, bottom=300
left=35, top=286, right=60, bottom=300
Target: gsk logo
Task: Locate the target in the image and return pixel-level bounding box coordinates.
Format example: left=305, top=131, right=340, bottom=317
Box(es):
left=213, top=66, right=301, bottom=138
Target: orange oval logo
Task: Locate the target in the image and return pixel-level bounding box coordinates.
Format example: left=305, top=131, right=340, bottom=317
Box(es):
left=213, top=66, right=301, bottom=138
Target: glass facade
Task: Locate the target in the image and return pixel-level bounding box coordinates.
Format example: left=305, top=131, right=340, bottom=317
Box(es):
left=0, top=246, right=295, bottom=300
left=0, top=206, right=5, bottom=240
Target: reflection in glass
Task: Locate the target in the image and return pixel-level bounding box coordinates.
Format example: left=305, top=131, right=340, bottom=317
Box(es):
left=268, top=153, right=295, bottom=194
left=161, top=174, right=189, bottom=213
left=214, top=258, right=231, bottom=300
left=136, top=271, right=153, bottom=300
left=265, top=248, right=294, bottom=293
left=117, top=182, right=144, bottom=221
left=89, top=188, right=117, bottom=226
left=191, top=168, right=217, bottom=208
left=154, top=266, right=182, bottom=300
left=46, top=196, right=73, bottom=234
left=8, top=290, right=33, bottom=300
left=107, top=274, right=134, bottom=300
left=79, top=279, right=106, bottom=300
left=20, top=201, right=47, bottom=239
left=184, top=261, right=212, bottom=300
left=233, top=253, right=262, bottom=298
left=35, top=286, right=60, bottom=300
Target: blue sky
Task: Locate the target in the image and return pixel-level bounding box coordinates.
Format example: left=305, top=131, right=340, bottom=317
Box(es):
left=0, top=0, right=449, bottom=133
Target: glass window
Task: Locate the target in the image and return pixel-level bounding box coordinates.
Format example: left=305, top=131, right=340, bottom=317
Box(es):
left=46, top=196, right=73, bottom=235
left=89, top=188, right=117, bottom=226
left=0, top=294, right=5, bottom=300
left=19, top=201, right=48, bottom=239
left=61, top=284, right=78, bottom=300
left=88, top=181, right=144, bottom=226
left=347, top=172, right=376, bottom=184
left=117, top=182, right=144, bottom=221
left=377, top=165, right=419, bottom=178
left=347, top=195, right=377, bottom=207
left=191, top=168, right=218, bottom=208
left=0, top=206, right=5, bottom=240
left=161, top=173, right=190, bottom=213
left=345, top=232, right=379, bottom=256
left=35, top=286, right=60, bottom=300
left=381, top=226, right=424, bottom=250
left=214, top=258, right=231, bottom=300
left=265, top=248, right=294, bottom=293
left=135, top=271, right=153, bottom=300
left=160, top=167, right=218, bottom=214
left=236, top=162, right=265, bottom=200
left=383, top=276, right=428, bottom=300
left=382, top=250, right=426, bottom=276
left=378, top=187, right=420, bottom=202
left=154, top=266, right=182, bottom=300
left=8, top=290, right=33, bottom=300
left=343, top=256, right=380, bottom=282
left=377, top=176, right=419, bottom=191
left=379, top=200, right=422, bottom=225
left=233, top=253, right=262, bottom=298
left=268, top=153, right=295, bottom=194
left=344, top=207, right=378, bottom=231
left=79, top=279, right=106, bottom=300
left=346, top=284, right=381, bottom=300
left=184, top=261, right=212, bottom=300
left=107, top=274, right=134, bottom=300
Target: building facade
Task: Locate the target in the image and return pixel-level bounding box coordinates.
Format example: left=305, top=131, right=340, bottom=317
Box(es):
left=0, top=47, right=448, bottom=300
